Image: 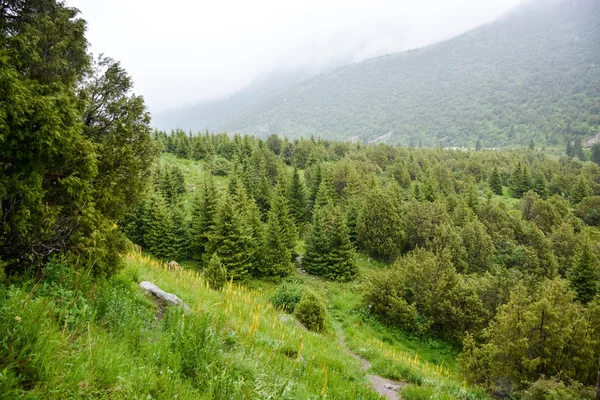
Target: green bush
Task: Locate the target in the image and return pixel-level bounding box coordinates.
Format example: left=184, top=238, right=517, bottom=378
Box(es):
left=271, top=282, right=303, bottom=312
left=205, top=254, right=227, bottom=290
left=294, top=290, right=327, bottom=332
left=520, top=378, right=595, bottom=400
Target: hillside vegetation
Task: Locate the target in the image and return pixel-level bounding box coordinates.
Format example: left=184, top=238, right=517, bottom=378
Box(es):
left=216, top=0, right=600, bottom=147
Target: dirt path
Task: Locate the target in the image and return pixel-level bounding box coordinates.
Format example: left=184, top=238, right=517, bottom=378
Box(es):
left=336, top=325, right=406, bottom=400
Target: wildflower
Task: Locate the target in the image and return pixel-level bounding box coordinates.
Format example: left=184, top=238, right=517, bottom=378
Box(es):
left=14, top=316, right=21, bottom=323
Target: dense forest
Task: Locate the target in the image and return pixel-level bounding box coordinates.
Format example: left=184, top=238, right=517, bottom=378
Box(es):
left=120, top=128, right=600, bottom=398
left=2, top=1, right=600, bottom=399
left=216, top=0, right=600, bottom=148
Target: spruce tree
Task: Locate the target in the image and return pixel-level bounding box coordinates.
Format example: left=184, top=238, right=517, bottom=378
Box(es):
left=287, top=167, right=308, bottom=228
left=205, top=254, right=227, bottom=290
left=570, top=176, right=590, bottom=205
left=566, top=139, right=574, bottom=158
left=304, top=196, right=357, bottom=281
left=508, top=162, right=531, bottom=198
left=208, top=191, right=254, bottom=281
left=533, top=173, right=549, bottom=199
left=529, top=138, right=535, bottom=151
left=189, top=175, right=219, bottom=261
left=262, top=190, right=296, bottom=277
left=590, top=143, right=600, bottom=165
left=144, top=192, right=171, bottom=259
left=488, top=167, right=503, bottom=195
left=168, top=205, right=191, bottom=261
left=567, top=238, right=600, bottom=304
left=574, top=138, right=586, bottom=161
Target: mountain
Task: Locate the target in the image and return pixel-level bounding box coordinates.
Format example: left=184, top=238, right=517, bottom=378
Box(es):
left=152, top=65, right=336, bottom=132
left=214, top=0, right=600, bottom=147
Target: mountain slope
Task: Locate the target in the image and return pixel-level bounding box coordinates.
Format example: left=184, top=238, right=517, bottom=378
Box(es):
left=152, top=65, right=335, bottom=132
left=215, top=0, right=600, bottom=147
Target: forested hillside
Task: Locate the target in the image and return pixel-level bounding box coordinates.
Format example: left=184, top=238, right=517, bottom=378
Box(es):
left=216, top=0, right=600, bottom=147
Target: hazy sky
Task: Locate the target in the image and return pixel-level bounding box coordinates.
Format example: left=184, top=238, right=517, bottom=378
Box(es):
left=68, top=0, right=522, bottom=113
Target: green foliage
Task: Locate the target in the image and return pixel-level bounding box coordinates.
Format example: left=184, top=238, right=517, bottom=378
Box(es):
left=303, top=200, right=357, bottom=281
left=356, top=184, right=405, bottom=261
left=570, top=176, right=591, bottom=205
left=271, top=282, right=304, bottom=313
left=575, top=196, right=600, bottom=226
left=287, top=167, right=309, bottom=229
left=460, top=279, right=599, bottom=389
left=509, top=162, right=532, bottom=198
left=204, top=254, right=227, bottom=290
left=567, top=238, right=600, bottom=304
left=261, top=189, right=296, bottom=278
left=488, top=167, right=503, bottom=195
left=520, top=378, right=596, bottom=400
left=294, top=290, right=327, bottom=332
left=590, top=143, right=600, bottom=165
left=189, top=175, right=220, bottom=261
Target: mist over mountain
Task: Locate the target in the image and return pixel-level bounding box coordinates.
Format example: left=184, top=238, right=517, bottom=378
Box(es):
left=152, top=63, right=342, bottom=132
left=213, top=0, right=600, bottom=147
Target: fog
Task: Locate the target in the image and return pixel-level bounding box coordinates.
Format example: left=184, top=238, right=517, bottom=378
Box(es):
left=68, top=0, right=522, bottom=113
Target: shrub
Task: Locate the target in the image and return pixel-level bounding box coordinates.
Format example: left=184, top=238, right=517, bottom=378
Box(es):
left=205, top=254, right=227, bottom=290
left=294, top=290, right=327, bottom=332
left=520, top=378, right=594, bottom=400
left=271, top=282, right=303, bottom=312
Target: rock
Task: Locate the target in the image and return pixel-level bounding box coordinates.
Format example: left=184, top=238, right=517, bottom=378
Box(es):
left=383, top=383, right=401, bottom=392
left=168, top=260, right=182, bottom=271
left=139, top=281, right=190, bottom=311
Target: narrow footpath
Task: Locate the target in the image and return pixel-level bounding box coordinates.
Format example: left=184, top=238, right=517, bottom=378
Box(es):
left=336, top=325, right=406, bottom=400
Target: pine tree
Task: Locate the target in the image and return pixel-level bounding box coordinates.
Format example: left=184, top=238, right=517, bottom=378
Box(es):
left=287, top=167, right=309, bottom=228
left=189, top=175, right=219, bottom=261
left=205, top=254, right=227, bottom=290
left=304, top=199, right=357, bottom=281
left=533, top=173, right=549, bottom=199
left=567, top=238, right=600, bottom=304
left=529, top=138, right=535, bottom=151
left=208, top=191, right=254, bottom=280
left=570, top=176, right=590, bottom=205
left=262, top=190, right=296, bottom=277
left=475, top=139, right=482, bottom=151
left=488, top=167, right=503, bottom=195
left=314, top=170, right=336, bottom=210
left=356, top=185, right=404, bottom=261
left=508, top=162, right=531, bottom=198
left=144, top=192, right=171, bottom=259
left=574, top=138, right=586, bottom=161
left=590, top=143, right=600, bottom=165
left=566, top=139, right=574, bottom=158
left=168, top=205, right=191, bottom=261
left=308, top=163, right=323, bottom=212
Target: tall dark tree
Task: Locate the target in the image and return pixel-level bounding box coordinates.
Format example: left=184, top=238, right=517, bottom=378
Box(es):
left=144, top=193, right=171, bottom=260
left=190, top=175, right=220, bottom=261
left=287, top=167, right=308, bottom=228
left=567, top=238, right=600, bottom=304
left=590, top=143, right=600, bottom=165
left=488, top=167, right=503, bottom=195
left=533, top=173, right=549, bottom=199
left=574, top=138, right=586, bottom=161
left=262, top=190, right=296, bottom=277
left=168, top=205, right=191, bottom=261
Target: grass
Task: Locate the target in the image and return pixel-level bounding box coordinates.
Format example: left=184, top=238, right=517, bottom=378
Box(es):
left=0, top=253, right=382, bottom=399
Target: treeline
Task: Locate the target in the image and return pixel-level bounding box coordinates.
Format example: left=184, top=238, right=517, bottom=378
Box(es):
left=131, top=129, right=600, bottom=398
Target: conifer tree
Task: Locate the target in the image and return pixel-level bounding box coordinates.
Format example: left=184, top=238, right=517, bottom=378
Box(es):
left=567, top=238, right=600, bottom=304
left=262, top=190, right=296, bottom=277
left=208, top=191, right=254, bottom=280
left=570, top=176, right=590, bottom=205
left=488, top=167, right=503, bottom=195
left=308, top=163, right=323, bottom=212
left=590, top=143, right=600, bottom=165
left=533, top=172, right=549, bottom=199
left=574, top=138, right=586, bottom=161
left=144, top=192, right=171, bottom=259
left=304, top=198, right=357, bottom=281
left=356, top=185, right=404, bottom=261
left=566, top=139, right=574, bottom=158
left=287, top=167, right=309, bottom=228
left=168, top=205, right=191, bottom=261
left=509, top=162, right=531, bottom=198
left=190, top=175, right=219, bottom=261
left=529, top=138, right=535, bottom=151
left=205, top=254, right=227, bottom=290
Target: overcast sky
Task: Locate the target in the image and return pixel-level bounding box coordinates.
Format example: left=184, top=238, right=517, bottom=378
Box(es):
left=68, top=0, right=522, bottom=113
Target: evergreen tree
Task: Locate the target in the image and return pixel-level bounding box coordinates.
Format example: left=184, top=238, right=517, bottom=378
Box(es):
left=565, top=139, right=574, bottom=158
left=356, top=185, right=404, bottom=261
left=205, top=254, right=227, bottom=290
left=262, top=190, right=296, bottom=277
left=208, top=192, right=254, bottom=280
left=508, top=162, right=531, bottom=198
left=590, top=143, right=600, bottom=165
left=532, top=172, right=549, bottom=199
left=475, top=139, right=482, bottom=151
left=168, top=205, right=191, bottom=261
left=570, top=176, right=590, bottom=205
left=574, top=138, right=586, bottom=161
left=529, top=138, right=535, bottom=151
left=144, top=193, right=171, bottom=259
left=488, top=167, right=503, bottom=195
left=287, top=167, right=309, bottom=228
left=304, top=199, right=357, bottom=281
left=461, top=220, right=495, bottom=273
left=189, top=175, right=219, bottom=261
left=567, top=238, right=600, bottom=304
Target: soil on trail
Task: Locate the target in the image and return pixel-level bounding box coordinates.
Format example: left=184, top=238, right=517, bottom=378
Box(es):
left=336, top=325, right=406, bottom=400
